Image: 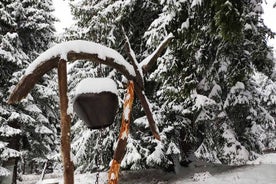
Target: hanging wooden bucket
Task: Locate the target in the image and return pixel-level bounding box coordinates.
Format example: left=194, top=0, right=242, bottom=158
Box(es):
left=73, top=78, right=118, bottom=129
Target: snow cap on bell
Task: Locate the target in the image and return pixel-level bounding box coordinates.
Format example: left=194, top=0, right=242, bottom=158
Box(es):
left=75, top=77, right=118, bottom=96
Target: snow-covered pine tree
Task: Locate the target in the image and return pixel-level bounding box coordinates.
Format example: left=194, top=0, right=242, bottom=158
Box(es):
left=67, top=0, right=275, bottom=173
left=67, top=0, right=166, bottom=172
left=16, top=0, right=56, bottom=60
left=0, top=0, right=58, bottom=182
left=256, top=72, right=276, bottom=151
left=145, top=0, right=275, bottom=165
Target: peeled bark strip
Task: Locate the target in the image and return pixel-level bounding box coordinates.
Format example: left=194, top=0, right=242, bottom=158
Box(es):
left=108, top=81, right=134, bottom=184
left=58, top=59, right=74, bottom=184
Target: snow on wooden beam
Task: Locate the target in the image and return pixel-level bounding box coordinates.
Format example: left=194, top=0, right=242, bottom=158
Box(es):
left=139, top=33, right=174, bottom=73
left=25, top=40, right=135, bottom=76
left=8, top=40, right=136, bottom=104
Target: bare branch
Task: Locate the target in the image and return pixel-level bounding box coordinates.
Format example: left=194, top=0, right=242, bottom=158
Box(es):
left=140, top=33, right=174, bottom=73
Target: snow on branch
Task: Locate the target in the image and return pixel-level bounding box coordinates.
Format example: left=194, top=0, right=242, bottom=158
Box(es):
left=139, top=33, right=174, bottom=73
left=0, top=166, right=11, bottom=177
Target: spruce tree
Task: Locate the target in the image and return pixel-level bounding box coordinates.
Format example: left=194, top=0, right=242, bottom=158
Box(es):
left=146, top=0, right=275, bottom=165
left=67, top=0, right=276, bottom=172
left=0, top=0, right=58, bottom=182
left=68, top=0, right=163, bottom=172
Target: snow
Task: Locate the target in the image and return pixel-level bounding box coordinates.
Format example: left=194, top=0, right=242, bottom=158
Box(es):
left=18, top=153, right=276, bottom=184
left=0, top=125, right=22, bottom=137
left=208, top=83, right=221, bottom=99
left=0, top=141, right=8, bottom=149
left=191, top=94, right=216, bottom=111
left=166, top=142, right=180, bottom=155
left=178, top=162, right=276, bottom=184
left=1, top=148, right=21, bottom=160
left=25, top=40, right=135, bottom=76
left=75, top=77, right=118, bottom=96
left=140, top=33, right=174, bottom=67
left=121, top=130, right=128, bottom=140
left=123, top=104, right=130, bottom=121
left=192, top=171, right=212, bottom=182
left=191, top=0, right=203, bottom=8
left=110, top=173, right=116, bottom=180
left=244, top=23, right=252, bottom=30
left=35, top=125, right=53, bottom=134
left=181, top=18, right=189, bottom=29
left=0, top=166, right=11, bottom=176
left=230, top=81, right=245, bottom=93
left=25, top=104, right=42, bottom=113
left=134, top=116, right=149, bottom=128
left=146, top=141, right=164, bottom=166
left=221, top=126, right=250, bottom=165
left=247, top=153, right=276, bottom=165
left=121, top=137, right=142, bottom=169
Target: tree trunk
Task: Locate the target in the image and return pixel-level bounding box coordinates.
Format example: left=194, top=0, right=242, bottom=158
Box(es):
left=58, top=59, right=74, bottom=184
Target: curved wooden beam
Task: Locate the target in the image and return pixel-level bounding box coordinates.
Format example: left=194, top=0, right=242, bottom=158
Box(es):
left=8, top=50, right=136, bottom=104
left=8, top=57, right=59, bottom=104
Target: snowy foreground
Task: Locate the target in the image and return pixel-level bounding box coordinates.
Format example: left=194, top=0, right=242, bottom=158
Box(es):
left=19, top=153, right=276, bottom=184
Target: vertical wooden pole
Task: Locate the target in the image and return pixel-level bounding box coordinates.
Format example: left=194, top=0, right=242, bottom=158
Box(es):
left=108, top=81, right=134, bottom=184
left=58, top=59, right=74, bottom=184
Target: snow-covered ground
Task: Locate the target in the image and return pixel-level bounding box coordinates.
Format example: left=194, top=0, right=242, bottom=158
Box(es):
left=19, top=153, right=276, bottom=184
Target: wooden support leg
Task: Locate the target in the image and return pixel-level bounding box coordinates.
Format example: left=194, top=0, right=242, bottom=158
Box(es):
left=134, top=85, right=160, bottom=140
left=58, top=59, right=74, bottom=184
left=108, top=81, right=134, bottom=184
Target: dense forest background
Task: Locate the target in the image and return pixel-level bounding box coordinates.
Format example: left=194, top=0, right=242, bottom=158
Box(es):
left=1, top=0, right=276, bottom=183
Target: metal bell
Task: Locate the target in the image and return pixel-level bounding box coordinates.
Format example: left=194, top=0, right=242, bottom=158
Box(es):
left=73, top=78, right=118, bottom=129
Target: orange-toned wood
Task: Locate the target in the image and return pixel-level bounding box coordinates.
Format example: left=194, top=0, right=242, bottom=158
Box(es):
left=108, top=81, right=134, bottom=184
left=58, top=59, right=74, bottom=184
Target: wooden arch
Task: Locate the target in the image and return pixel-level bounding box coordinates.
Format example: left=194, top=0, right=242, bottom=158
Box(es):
left=8, top=35, right=173, bottom=184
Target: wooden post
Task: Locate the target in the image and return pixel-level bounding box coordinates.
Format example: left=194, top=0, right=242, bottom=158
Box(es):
left=108, top=81, right=134, bottom=184
left=58, top=59, right=74, bottom=184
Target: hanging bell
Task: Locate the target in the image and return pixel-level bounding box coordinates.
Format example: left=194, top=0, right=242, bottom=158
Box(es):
left=73, top=78, right=118, bottom=129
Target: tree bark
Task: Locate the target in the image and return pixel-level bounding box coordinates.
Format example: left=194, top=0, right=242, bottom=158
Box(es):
left=58, top=59, right=74, bottom=184
left=108, top=81, right=134, bottom=184
left=134, top=85, right=160, bottom=140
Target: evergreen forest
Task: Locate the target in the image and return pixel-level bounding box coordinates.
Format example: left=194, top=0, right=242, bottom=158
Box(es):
left=0, top=0, right=276, bottom=183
